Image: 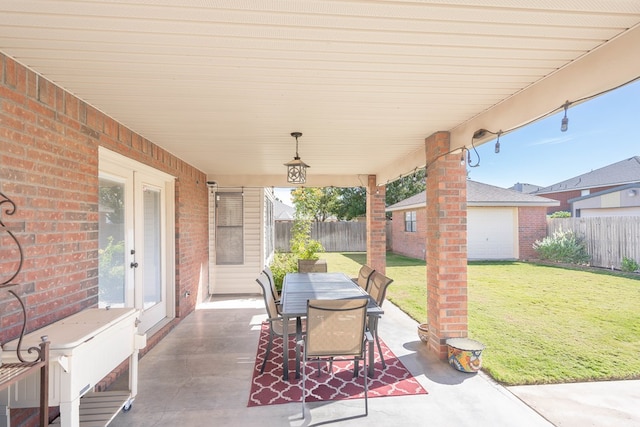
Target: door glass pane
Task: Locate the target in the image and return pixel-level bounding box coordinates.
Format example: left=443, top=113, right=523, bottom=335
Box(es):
left=98, top=177, right=126, bottom=307
left=143, top=186, right=162, bottom=309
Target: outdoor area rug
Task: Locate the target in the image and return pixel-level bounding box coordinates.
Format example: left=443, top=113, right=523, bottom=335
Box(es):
left=248, top=321, right=427, bottom=406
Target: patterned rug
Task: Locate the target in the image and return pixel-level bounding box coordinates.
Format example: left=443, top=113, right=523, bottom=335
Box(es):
left=248, top=322, right=427, bottom=406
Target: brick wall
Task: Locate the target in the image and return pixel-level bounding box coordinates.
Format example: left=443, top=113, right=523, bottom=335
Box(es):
left=389, top=208, right=427, bottom=260
left=518, top=206, right=548, bottom=260
left=425, top=131, right=468, bottom=359
left=366, top=175, right=387, bottom=274
left=0, top=53, right=208, bottom=426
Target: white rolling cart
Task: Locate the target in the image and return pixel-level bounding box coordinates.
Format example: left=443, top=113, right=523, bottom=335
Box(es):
left=1, top=307, right=146, bottom=427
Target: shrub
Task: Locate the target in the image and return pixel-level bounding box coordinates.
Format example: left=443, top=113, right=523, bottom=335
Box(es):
left=533, top=229, right=590, bottom=264
left=621, top=257, right=640, bottom=273
left=289, top=217, right=324, bottom=260
left=549, top=211, right=571, bottom=218
left=270, top=252, right=297, bottom=290
left=271, top=217, right=325, bottom=290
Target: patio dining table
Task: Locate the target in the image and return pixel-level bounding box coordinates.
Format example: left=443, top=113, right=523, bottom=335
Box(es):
left=280, top=272, right=384, bottom=381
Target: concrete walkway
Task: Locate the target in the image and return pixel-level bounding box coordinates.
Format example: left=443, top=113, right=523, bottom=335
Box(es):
left=509, top=380, right=640, bottom=426
left=108, top=296, right=639, bottom=426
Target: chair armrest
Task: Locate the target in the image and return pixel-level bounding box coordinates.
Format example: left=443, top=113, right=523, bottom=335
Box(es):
left=364, top=331, right=374, bottom=343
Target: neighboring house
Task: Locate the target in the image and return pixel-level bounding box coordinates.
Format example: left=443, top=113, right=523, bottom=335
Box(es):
left=510, top=182, right=544, bottom=194
left=568, top=183, right=640, bottom=217
left=274, top=199, right=296, bottom=221
left=533, top=156, right=640, bottom=214
left=386, top=181, right=559, bottom=261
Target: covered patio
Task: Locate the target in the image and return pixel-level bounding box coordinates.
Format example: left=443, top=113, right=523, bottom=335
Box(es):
left=1, top=2, right=640, bottom=425
left=108, top=296, right=639, bottom=426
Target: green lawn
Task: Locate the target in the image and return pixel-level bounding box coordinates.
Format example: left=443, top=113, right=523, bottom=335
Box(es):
left=319, top=252, right=640, bottom=386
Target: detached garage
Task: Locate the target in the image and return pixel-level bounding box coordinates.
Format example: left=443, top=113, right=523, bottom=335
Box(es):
left=387, top=181, right=559, bottom=261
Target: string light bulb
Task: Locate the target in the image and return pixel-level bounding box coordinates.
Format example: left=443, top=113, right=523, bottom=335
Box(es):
left=560, top=101, right=570, bottom=132
left=494, top=131, right=502, bottom=154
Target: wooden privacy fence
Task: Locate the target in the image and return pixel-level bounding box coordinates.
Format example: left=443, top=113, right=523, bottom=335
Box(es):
left=548, top=216, right=640, bottom=269
left=276, top=221, right=367, bottom=252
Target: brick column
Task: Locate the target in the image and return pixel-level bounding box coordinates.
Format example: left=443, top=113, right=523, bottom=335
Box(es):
left=425, top=132, right=468, bottom=359
left=366, top=175, right=387, bottom=274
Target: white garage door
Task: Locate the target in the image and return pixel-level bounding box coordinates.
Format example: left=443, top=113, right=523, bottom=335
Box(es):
left=467, top=207, right=517, bottom=260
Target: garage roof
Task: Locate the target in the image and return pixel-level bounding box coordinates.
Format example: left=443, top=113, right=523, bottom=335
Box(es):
left=386, top=180, right=560, bottom=211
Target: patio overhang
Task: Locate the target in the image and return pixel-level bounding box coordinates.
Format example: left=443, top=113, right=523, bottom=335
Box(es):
left=1, top=1, right=639, bottom=188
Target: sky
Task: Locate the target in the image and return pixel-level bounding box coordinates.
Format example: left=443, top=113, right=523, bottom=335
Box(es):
left=467, top=78, right=640, bottom=189
left=275, top=78, right=640, bottom=205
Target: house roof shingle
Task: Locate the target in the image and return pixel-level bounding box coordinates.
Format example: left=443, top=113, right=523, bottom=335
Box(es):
left=386, top=180, right=559, bottom=212
left=534, top=156, right=640, bottom=194
left=274, top=199, right=295, bottom=220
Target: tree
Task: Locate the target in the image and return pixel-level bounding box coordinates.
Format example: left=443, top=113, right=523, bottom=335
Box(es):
left=385, top=169, right=426, bottom=207
left=331, top=169, right=426, bottom=220
left=289, top=169, right=426, bottom=221
left=291, top=187, right=337, bottom=222
left=333, top=187, right=367, bottom=220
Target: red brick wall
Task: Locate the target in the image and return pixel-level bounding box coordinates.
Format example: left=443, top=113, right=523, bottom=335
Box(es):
left=367, top=175, right=387, bottom=274
left=518, top=206, right=548, bottom=260
left=0, top=54, right=208, bottom=426
left=425, top=132, right=468, bottom=359
left=389, top=208, right=427, bottom=260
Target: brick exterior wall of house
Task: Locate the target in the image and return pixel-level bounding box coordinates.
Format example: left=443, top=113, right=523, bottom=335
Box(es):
left=389, top=208, right=427, bottom=260
left=0, top=53, right=209, bottom=426
left=518, top=206, right=549, bottom=260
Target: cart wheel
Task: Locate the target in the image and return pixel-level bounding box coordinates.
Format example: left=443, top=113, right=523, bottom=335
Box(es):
left=123, top=401, right=133, bottom=412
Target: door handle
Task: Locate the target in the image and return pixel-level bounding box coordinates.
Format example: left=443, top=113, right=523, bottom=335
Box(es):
left=130, top=262, right=139, bottom=268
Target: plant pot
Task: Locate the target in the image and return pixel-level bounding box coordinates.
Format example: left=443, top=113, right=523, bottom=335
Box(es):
left=417, top=323, right=429, bottom=343
left=446, top=338, right=485, bottom=373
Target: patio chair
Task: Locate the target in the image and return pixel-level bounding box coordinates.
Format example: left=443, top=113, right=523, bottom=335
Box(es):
left=352, top=264, right=375, bottom=292
left=297, top=297, right=373, bottom=419
left=367, top=271, right=394, bottom=369
left=262, top=266, right=281, bottom=314
left=255, top=272, right=303, bottom=375
left=297, top=259, right=328, bottom=273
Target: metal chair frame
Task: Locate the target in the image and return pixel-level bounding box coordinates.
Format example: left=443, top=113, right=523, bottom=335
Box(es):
left=298, top=297, right=372, bottom=419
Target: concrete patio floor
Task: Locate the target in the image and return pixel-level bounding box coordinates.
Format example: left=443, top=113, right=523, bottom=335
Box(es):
left=108, top=296, right=640, bottom=426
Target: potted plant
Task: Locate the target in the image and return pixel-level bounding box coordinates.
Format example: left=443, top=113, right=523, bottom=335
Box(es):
left=290, top=217, right=325, bottom=272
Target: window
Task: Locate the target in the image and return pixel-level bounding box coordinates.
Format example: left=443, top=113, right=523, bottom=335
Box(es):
left=216, top=192, right=244, bottom=264
left=405, top=211, right=417, bottom=232
left=265, top=196, right=274, bottom=257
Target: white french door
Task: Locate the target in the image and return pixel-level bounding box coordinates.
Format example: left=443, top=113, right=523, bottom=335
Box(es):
left=98, top=148, right=175, bottom=333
